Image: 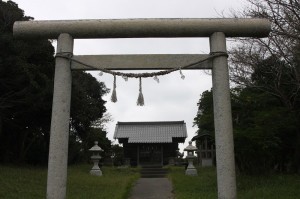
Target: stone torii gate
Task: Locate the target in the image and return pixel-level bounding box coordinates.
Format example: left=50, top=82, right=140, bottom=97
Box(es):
left=13, top=18, right=270, bottom=199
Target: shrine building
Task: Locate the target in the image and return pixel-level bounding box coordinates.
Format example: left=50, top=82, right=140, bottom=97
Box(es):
left=113, top=121, right=187, bottom=166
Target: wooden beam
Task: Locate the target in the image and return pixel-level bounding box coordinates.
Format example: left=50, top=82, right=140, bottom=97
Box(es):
left=71, top=54, right=212, bottom=70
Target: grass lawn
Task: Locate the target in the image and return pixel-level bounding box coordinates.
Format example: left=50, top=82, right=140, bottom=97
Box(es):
left=168, top=166, right=300, bottom=199
left=1, top=164, right=300, bottom=199
left=0, top=164, right=139, bottom=199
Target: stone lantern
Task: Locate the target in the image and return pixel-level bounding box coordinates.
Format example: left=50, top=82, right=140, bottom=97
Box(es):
left=184, top=141, right=198, bottom=176
left=89, top=141, right=103, bottom=176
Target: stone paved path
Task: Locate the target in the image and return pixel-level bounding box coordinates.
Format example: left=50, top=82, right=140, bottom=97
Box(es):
left=128, top=178, right=174, bottom=199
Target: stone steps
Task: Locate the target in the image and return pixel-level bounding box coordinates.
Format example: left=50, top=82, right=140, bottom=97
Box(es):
left=140, top=165, right=168, bottom=178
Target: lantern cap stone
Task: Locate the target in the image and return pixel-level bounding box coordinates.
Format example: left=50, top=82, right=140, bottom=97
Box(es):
left=184, top=141, right=197, bottom=151
left=89, top=141, right=103, bottom=152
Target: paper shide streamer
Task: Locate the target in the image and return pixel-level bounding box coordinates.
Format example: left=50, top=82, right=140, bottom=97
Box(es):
left=55, top=51, right=228, bottom=106
left=137, top=77, right=145, bottom=106
left=111, top=75, right=117, bottom=103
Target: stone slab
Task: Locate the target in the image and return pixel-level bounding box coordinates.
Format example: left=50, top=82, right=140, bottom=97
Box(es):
left=129, top=178, right=173, bottom=199
left=13, top=18, right=271, bottom=39
left=71, top=54, right=212, bottom=70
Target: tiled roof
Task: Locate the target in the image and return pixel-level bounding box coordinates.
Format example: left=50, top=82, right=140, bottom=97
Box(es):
left=113, top=121, right=187, bottom=143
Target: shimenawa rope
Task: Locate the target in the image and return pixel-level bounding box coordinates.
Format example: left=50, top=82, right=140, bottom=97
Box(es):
left=55, top=51, right=228, bottom=106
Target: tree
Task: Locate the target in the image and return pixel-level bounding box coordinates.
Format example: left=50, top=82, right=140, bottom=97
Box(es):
left=231, top=87, right=296, bottom=174
left=68, top=127, right=111, bottom=164
left=110, top=144, right=124, bottom=166
left=0, top=0, right=55, bottom=163
left=229, top=0, right=300, bottom=173
left=69, top=71, right=110, bottom=161
left=193, top=90, right=214, bottom=137
left=194, top=87, right=296, bottom=174
left=0, top=1, right=110, bottom=164
left=230, top=0, right=300, bottom=103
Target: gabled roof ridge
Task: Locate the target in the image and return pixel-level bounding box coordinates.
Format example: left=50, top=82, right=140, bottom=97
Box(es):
left=117, top=121, right=185, bottom=125
left=114, top=120, right=187, bottom=143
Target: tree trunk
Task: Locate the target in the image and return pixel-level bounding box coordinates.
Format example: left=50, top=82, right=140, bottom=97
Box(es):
left=18, top=129, right=29, bottom=163
left=0, top=114, right=2, bottom=139
left=294, top=129, right=300, bottom=173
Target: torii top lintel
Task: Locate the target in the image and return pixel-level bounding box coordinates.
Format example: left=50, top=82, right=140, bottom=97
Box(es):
left=13, top=18, right=271, bottom=39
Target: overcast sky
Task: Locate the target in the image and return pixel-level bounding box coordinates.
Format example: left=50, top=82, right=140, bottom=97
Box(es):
left=12, top=0, right=247, bottom=151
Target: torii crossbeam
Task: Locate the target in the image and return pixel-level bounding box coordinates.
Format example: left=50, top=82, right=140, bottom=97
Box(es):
left=14, top=18, right=271, bottom=199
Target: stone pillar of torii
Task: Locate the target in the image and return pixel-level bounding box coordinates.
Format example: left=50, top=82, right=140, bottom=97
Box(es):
left=13, top=18, right=271, bottom=199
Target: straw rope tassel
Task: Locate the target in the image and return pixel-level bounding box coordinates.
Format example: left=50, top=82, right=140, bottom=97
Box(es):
left=137, top=77, right=145, bottom=106
left=111, top=75, right=117, bottom=103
